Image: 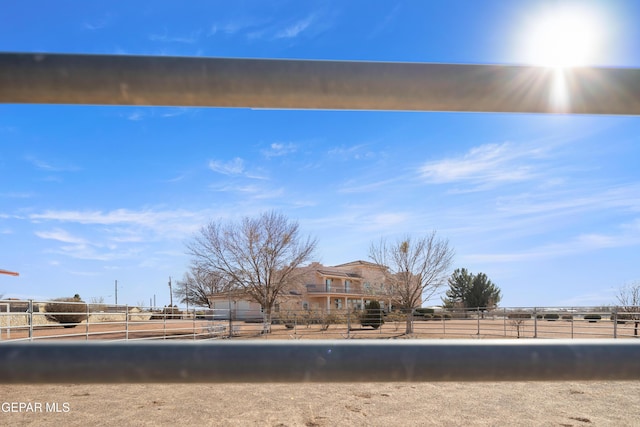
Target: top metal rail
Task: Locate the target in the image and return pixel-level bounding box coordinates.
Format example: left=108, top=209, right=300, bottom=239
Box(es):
left=1, top=53, right=640, bottom=115
left=1, top=340, right=639, bottom=383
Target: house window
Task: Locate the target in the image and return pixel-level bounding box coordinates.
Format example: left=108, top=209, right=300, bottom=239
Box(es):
left=325, top=278, right=332, bottom=291
left=303, top=302, right=309, bottom=310
left=335, top=299, right=342, bottom=309
left=345, top=280, right=351, bottom=292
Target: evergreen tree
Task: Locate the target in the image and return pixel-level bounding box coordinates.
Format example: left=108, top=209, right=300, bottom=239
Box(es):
left=443, top=268, right=501, bottom=309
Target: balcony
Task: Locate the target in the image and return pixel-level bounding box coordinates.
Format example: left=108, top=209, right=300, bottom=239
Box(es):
left=305, top=284, right=363, bottom=294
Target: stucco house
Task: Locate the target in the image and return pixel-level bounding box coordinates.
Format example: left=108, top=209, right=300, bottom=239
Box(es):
left=207, top=260, right=392, bottom=320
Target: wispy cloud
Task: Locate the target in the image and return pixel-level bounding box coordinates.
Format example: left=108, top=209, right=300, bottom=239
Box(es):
left=262, top=143, right=297, bottom=158
left=275, top=16, right=314, bottom=39
left=0, top=192, right=34, bottom=199
left=465, top=221, right=640, bottom=264
left=29, top=208, right=205, bottom=238
left=122, top=108, right=191, bottom=121
left=209, top=18, right=266, bottom=36
left=209, top=14, right=326, bottom=41
left=83, top=20, right=108, bottom=31
left=25, top=156, right=79, bottom=173
left=82, top=14, right=112, bottom=31
left=35, top=228, right=88, bottom=245
left=328, top=144, right=377, bottom=161
left=369, top=4, right=401, bottom=39
left=34, top=227, right=143, bottom=261
left=149, top=29, right=201, bottom=44
left=208, top=158, right=245, bottom=175
left=419, top=142, right=549, bottom=188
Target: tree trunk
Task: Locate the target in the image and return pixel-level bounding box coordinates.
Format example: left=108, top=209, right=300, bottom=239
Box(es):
left=263, top=306, right=272, bottom=334
left=405, top=311, right=413, bottom=334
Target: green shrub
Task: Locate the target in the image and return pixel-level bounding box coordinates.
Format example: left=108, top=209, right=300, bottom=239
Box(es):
left=561, top=314, right=573, bottom=320
left=360, top=301, right=384, bottom=329
left=544, top=313, right=560, bottom=321
left=44, top=296, right=88, bottom=328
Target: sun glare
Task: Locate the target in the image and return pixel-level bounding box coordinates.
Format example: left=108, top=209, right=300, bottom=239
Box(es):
left=524, top=6, right=603, bottom=68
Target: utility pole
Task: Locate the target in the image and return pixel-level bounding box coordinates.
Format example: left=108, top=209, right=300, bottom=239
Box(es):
left=168, top=276, right=173, bottom=307
left=115, top=280, right=118, bottom=305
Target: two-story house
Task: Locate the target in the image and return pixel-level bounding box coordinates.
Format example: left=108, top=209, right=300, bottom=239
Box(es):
left=207, top=260, right=391, bottom=320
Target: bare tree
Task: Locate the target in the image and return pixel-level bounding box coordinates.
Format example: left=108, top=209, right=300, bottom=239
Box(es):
left=186, top=211, right=317, bottom=331
left=616, top=281, right=640, bottom=336
left=369, top=231, right=454, bottom=334
left=174, top=268, right=230, bottom=308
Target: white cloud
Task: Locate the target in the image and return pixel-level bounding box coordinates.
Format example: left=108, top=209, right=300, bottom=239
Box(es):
left=25, top=156, right=79, bottom=172
left=328, top=144, right=377, bottom=161
left=275, top=16, right=314, bottom=39
left=465, top=224, right=640, bottom=264
left=419, top=142, right=547, bottom=187
left=0, top=192, right=34, bottom=199
left=149, top=29, right=201, bottom=44
left=28, top=208, right=205, bottom=239
left=208, top=158, right=245, bottom=175
left=262, top=142, right=297, bottom=158
left=35, top=229, right=88, bottom=245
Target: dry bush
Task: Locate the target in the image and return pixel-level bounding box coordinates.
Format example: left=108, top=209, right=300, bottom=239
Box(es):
left=44, top=297, right=88, bottom=328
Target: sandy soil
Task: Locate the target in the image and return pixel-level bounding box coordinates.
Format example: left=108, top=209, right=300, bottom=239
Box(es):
left=2, top=381, right=640, bottom=426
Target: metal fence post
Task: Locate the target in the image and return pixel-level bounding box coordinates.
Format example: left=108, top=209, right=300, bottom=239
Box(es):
left=504, top=308, right=507, bottom=337
left=28, top=299, right=33, bottom=342
left=613, top=307, right=618, bottom=339
left=193, top=308, right=196, bottom=341
left=125, top=305, right=129, bottom=340
left=86, top=303, right=90, bottom=341
left=442, top=310, right=446, bottom=335
left=571, top=309, right=574, bottom=339
left=477, top=307, right=481, bottom=336
left=534, top=308, right=538, bottom=338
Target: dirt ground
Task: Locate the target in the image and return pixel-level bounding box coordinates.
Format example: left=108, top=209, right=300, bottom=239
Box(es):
left=2, top=381, right=640, bottom=426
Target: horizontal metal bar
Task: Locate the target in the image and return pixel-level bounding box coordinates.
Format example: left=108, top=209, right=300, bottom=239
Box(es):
left=1, top=53, right=639, bottom=114
left=1, top=340, right=639, bottom=383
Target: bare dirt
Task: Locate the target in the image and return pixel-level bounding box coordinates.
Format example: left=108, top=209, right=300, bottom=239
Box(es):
left=2, top=381, right=640, bottom=426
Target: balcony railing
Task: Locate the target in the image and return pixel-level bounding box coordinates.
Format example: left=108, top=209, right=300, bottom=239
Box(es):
left=305, top=284, right=363, bottom=294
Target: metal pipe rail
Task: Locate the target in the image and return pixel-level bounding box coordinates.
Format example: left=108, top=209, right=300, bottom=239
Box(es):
left=1, top=340, right=639, bottom=383
left=1, top=53, right=640, bottom=115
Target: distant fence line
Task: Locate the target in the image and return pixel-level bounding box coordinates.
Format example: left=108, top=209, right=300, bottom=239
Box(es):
left=1, top=299, right=639, bottom=342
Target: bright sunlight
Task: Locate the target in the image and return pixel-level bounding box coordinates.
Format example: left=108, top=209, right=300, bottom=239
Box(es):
left=523, top=5, right=605, bottom=68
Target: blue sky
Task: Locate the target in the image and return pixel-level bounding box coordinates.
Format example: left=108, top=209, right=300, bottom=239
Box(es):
left=1, top=1, right=639, bottom=307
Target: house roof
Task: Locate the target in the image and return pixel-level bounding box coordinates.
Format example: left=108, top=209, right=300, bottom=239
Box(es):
left=332, top=260, right=384, bottom=269
left=316, top=269, right=361, bottom=279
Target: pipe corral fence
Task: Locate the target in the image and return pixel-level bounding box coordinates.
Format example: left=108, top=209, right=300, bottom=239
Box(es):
left=1, top=301, right=640, bottom=342
left=1, top=52, right=640, bottom=383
